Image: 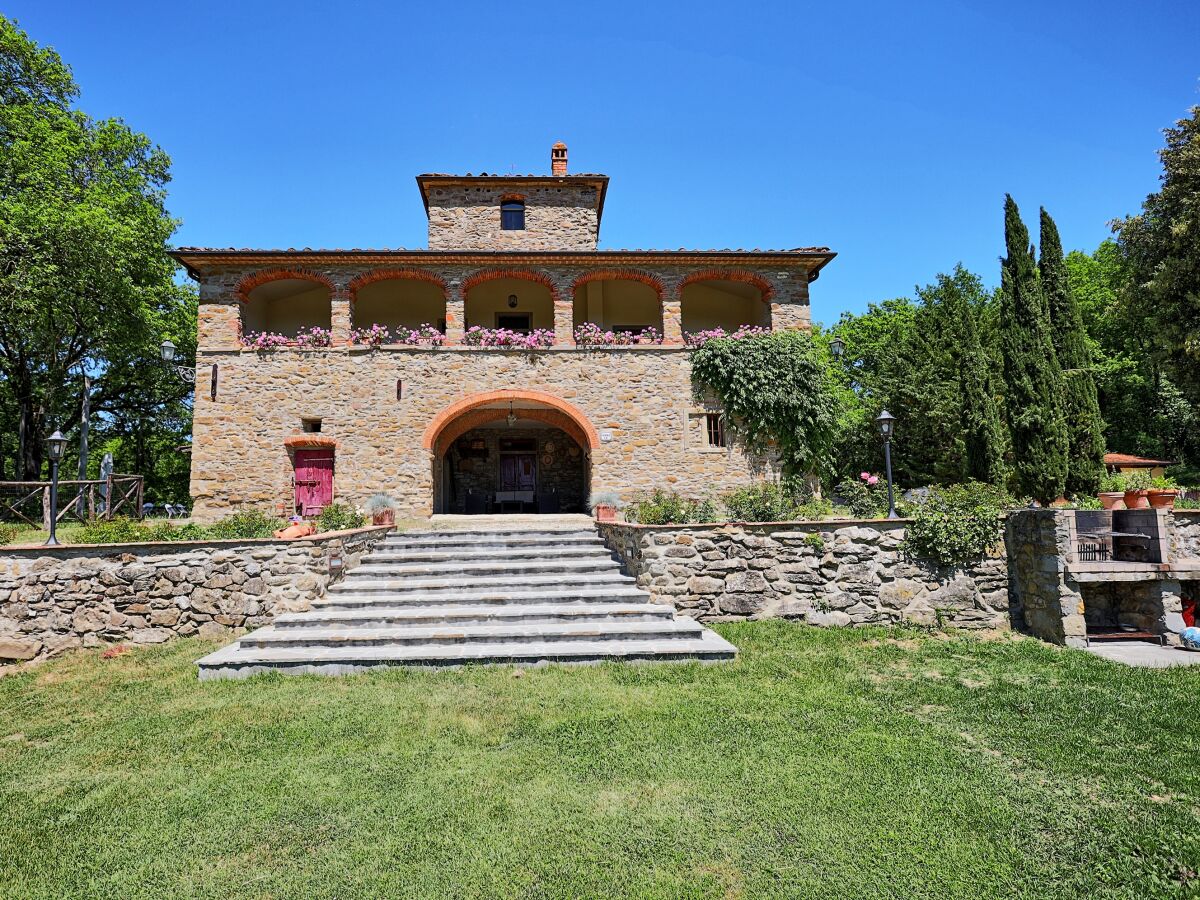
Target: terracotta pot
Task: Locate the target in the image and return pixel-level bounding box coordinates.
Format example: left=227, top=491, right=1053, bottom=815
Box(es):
left=1147, top=489, right=1177, bottom=510
left=1098, top=492, right=1125, bottom=510
left=372, top=509, right=396, bottom=526
left=1123, top=489, right=1150, bottom=510
left=594, top=504, right=617, bottom=523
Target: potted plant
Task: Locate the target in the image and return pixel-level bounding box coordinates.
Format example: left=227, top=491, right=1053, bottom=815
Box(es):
left=1148, top=476, right=1179, bottom=510
left=1123, top=470, right=1153, bottom=510
left=1098, top=473, right=1126, bottom=510
left=364, top=493, right=398, bottom=526
left=589, top=490, right=624, bottom=523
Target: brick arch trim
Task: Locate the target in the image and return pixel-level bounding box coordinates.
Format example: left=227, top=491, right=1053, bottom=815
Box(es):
left=236, top=268, right=336, bottom=303
left=678, top=269, right=775, bottom=303
left=460, top=268, right=559, bottom=302
left=422, top=389, right=600, bottom=452
left=432, top=407, right=589, bottom=456
left=347, top=268, right=448, bottom=301
left=571, top=268, right=665, bottom=299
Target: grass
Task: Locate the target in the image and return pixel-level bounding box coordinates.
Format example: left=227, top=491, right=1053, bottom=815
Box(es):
left=1, top=623, right=1198, bottom=899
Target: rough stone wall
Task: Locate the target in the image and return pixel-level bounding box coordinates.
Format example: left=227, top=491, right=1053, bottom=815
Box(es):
left=0, top=527, right=390, bottom=664
left=190, top=347, right=775, bottom=521
left=1005, top=510, right=1084, bottom=645
left=1171, top=511, right=1200, bottom=560
left=597, top=521, right=1009, bottom=629
left=425, top=185, right=600, bottom=251
left=447, top=426, right=587, bottom=513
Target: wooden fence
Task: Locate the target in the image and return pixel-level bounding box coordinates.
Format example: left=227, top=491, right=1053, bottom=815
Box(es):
left=0, top=475, right=144, bottom=530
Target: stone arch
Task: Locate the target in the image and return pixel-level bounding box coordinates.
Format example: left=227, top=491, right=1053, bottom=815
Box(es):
left=460, top=268, right=560, bottom=302
left=237, top=269, right=334, bottom=340
left=572, top=268, right=665, bottom=299
left=347, top=268, right=448, bottom=335
left=236, top=267, right=336, bottom=303
left=423, top=389, right=600, bottom=454
left=347, top=267, right=448, bottom=299
left=678, top=268, right=775, bottom=303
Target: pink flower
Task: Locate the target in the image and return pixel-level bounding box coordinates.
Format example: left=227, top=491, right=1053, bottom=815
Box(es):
left=860, top=472, right=870, bottom=481
left=868, top=475, right=879, bottom=485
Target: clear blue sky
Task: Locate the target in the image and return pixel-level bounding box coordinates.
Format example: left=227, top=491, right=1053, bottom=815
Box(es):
left=9, top=1, right=1199, bottom=322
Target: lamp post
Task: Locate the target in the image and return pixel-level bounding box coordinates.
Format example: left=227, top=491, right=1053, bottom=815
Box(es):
left=876, top=410, right=898, bottom=519
left=160, top=339, right=196, bottom=383
left=45, top=429, right=68, bottom=546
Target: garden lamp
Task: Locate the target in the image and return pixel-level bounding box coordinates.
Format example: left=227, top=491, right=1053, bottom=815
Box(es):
left=875, top=410, right=899, bottom=519
left=159, top=339, right=176, bottom=363
left=45, top=429, right=68, bottom=546
left=829, top=336, right=845, bottom=359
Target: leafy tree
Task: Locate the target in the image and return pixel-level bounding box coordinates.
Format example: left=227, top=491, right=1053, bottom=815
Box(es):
left=1113, top=105, right=1200, bottom=404
left=1039, top=208, right=1105, bottom=495
left=998, top=195, right=1068, bottom=503
left=0, top=16, right=190, bottom=498
left=691, top=330, right=839, bottom=482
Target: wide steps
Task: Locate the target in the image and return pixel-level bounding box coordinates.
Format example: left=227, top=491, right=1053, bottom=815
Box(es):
left=197, top=632, right=738, bottom=680
left=197, top=523, right=737, bottom=679
left=275, top=603, right=677, bottom=629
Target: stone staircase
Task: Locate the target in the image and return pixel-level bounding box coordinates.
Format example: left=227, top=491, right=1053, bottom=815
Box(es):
left=197, top=525, right=737, bottom=679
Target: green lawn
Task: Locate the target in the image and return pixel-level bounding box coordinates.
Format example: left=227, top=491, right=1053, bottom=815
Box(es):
left=1, top=624, right=1198, bottom=899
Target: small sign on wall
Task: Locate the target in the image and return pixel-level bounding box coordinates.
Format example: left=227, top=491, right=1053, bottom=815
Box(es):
left=599, top=430, right=613, bottom=443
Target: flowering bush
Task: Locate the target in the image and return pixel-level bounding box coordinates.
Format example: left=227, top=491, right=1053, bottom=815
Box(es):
left=240, top=331, right=292, bottom=350
left=463, top=326, right=555, bottom=349
left=293, top=326, right=333, bottom=348
left=350, top=323, right=444, bottom=347
left=573, top=323, right=663, bottom=346
left=684, top=325, right=771, bottom=348
left=833, top=472, right=886, bottom=518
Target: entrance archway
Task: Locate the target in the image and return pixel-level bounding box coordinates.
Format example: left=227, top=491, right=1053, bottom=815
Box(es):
left=424, top=390, right=599, bottom=514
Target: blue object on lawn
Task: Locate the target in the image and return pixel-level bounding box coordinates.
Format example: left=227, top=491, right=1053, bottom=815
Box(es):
left=1180, top=626, right=1200, bottom=651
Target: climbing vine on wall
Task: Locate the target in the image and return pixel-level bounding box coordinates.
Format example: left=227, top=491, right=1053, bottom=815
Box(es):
left=690, top=330, right=838, bottom=482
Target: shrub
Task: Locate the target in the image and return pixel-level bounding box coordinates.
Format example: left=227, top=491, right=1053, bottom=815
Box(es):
left=803, top=532, right=825, bottom=551
left=143, top=521, right=208, bottom=542
left=207, top=509, right=284, bottom=540
left=0, top=524, right=18, bottom=545
left=901, top=481, right=1012, bottom=566
left=1100, top=473, right=1126, bottom=492
left=795, top=496, right=834, bottom=520
left=315, top=503, right=365, bottom=533
left=721, top=482, right=802, bottom=522
left=364, top=494, right=398, bottom=516
left=625, top=490, right=716, bottom=525
left=833, top=473, right=887, bottom=519
left=77, top=517, right=145, bottom=544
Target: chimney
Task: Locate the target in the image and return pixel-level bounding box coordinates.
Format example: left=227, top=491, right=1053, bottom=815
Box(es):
left=551, top=141, right=568, bottom=176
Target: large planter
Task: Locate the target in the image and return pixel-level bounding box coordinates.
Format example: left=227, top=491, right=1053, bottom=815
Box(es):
left=594, top=505, right=617, bottom=523
left=1098, top=492, right=1125, bottom=510
left=1123, top=489, right=1150, bottom=510
left=1147, top=489, right=1177, bottom=510
left=371, top=510, right=396, bottom=526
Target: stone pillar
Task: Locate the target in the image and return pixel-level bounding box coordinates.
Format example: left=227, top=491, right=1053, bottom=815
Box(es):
left=770, top=277, right=811, bottom=331
left=1159, top=579, right=1186, bottom=645
left=330, top=290, right=352, bottom=345
left=198, top=300, right=242, bottom=349
left=662, top=283, right=683, bottom=345
left=553, top=294, right=574, bottom=345
left=445, top=285, right=465, bottom=345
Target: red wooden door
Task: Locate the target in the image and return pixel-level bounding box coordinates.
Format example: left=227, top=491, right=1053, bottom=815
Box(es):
left=499, top=454, right=537, bottom=491
left=294, top=449, right=334, bottom=516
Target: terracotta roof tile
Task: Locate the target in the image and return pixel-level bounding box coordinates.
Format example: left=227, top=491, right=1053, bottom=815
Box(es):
left=1104, top=452, right=1177, bottom=467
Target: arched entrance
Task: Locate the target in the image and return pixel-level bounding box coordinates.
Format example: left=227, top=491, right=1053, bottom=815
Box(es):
left=423, top=390, right=599, bottom=514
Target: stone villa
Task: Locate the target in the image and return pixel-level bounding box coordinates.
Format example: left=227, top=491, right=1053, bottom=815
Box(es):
left=172, top=144, right=835, bottom=521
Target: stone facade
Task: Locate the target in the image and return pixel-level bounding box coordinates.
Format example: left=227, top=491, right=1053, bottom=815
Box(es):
left=597, top=521, right=1010, bottom=629
left=422, top=182, right=603, bottom=251
left=0, top=527, right=390, bottom=664
left=174, top=147, right=833, bottom=520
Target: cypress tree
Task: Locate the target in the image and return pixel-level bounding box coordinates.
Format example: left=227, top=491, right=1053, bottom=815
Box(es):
left=946, top=267, right=1005, bottom=483
left=1039, top=208, right=1106, bottom=495
left=999, top=195, right=1068, bottom=503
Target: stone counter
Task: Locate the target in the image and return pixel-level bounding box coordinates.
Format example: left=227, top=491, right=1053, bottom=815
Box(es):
left=0, top=526, right=392, bottom=664
left=596, top=520, right=1009, bottom=629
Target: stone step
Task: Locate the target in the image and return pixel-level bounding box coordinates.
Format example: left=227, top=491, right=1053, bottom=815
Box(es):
left=197, top=631, right=738, bottom=680
left=314, top=585, right=652, bottom=608
left=274, top=602, right=677, bottom=629
left=237, top=618, right=705, bottom=649
left=367, top=546, right=614, bottom=565
left=385, top=528, right=599, bottom=546
left=349, top=558, right=619, bottom=579
left=330, top=572, right=635, bottom=595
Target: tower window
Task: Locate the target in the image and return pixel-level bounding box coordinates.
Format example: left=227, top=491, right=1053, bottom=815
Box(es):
left=705, top=413, right=726, bottom=448
left=501, top=199, right=525, bottom=231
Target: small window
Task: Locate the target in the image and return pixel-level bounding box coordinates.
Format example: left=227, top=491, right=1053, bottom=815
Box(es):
left=496, top=313, right=532, bottom=333
left=501, top=199, right=525, bottom=231
left=705, top=413, right=726, bottom=448
left=302, top=417, right=322, bottom=433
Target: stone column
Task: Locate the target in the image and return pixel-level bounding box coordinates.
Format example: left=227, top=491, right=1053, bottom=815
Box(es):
left=444, top=285, right=465, bottom=345
left=553, top=295, right=574, bottom=345
left=330, top=290, right=352, bottom=345
left=770, top=277, right=811, bottom=331
left=197, top=279, right=242, bottom=349
left=1159, top=579, right=1186, bottom=645
left=661, top=282, right=683, bottom=345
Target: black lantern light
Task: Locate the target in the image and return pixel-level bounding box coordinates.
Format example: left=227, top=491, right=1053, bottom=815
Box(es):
left=875, top=410, right=899, bottom=519
left=829, top=336, right=845, bottom=359
left=507, top=294, right=519, bottom=309
left=159, top=339, right=177, bottom=363
left=506, top=401, right=517, bottom=428
left=45, top=429, right=68, bottom=546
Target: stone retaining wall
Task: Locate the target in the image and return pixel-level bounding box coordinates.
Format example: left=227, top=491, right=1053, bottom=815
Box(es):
left=0, top=526, right=392, bottom=664
left=1173, top=510, right=1200, bottom=560
left=596, top=521, right=1009, bottom=629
